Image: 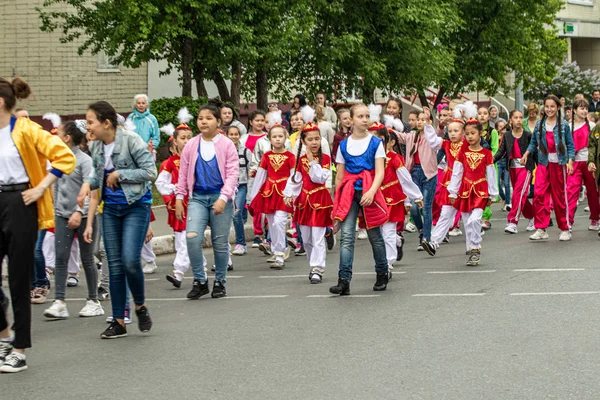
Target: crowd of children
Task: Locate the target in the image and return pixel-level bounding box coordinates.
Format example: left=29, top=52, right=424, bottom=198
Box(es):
left=2, top=79, right=600, bottom=373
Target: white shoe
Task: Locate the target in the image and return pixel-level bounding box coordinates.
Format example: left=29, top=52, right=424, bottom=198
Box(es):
left=388, top=264, right=394, bottom=271
left=231, top=244, right=247, bottom=255
left=357, top=229, right=368, bottom=240
left=43, top=300, right=69, bottom=319
left=584, top=206, right=590, bottom=212
left=142, top=262, right=157, bottom=274
left=448, top=228, right=463, bottom=237
left=284, top=246, right=291, bottom=260
left=526, top=219, right=536, bottom=232
left=504, top=223, right=518, bottom=234
left=106, top=314, right=132, bottom=324
left=404, top=222, right=417, bottom=233
left=558, top=230, right=571, bottom=241
left=589, top=220, right=599, bottom=231
left=529, top=229, right=549, bottom=241
left=79, top=300, right=105, bottom=317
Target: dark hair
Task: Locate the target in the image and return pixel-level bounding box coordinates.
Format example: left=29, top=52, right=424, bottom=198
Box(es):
left=508, top=109, right=524, bottom=130
left=290, top=109, right=302, bottom=119
left=593, top=90, right=600, bottom=95
left=408, top=110, right=419, bottom=119
left=62, top=121, right=85, bottom=146
left=174, top=127, right=192, bottom=140
left=538, top=94, right=565, bottom=155
left=88, top=101, right=118, bottom=129
left=294, top=94, right=307, bottom=108
left=220, top=103, right=239, bottom=120
left=226, top=125, right=241, bottom=136
left=0, top=77, right=31, bottom=111
left=292, top=129, right=323, bottom=183
left=465, top=121, right=483, bottom=134
left=198, top=104, right=221, bottom=121
left=248, top=109, right=266, bottom=130
left=385, top=98, right=403, bottom=119
left=571, top=98, right=591, bottom=143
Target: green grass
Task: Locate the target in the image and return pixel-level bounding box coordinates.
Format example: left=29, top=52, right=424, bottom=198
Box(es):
left=152, top=183, right=164, bottom=206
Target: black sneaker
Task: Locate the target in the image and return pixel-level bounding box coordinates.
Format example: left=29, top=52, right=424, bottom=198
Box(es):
left=396, top=233, right=404, bottom=261
left=211, top=280, right=227, bottom=298
left=187, top=280, right=209, bottom=299
left=373, top=273, right=389, bottom=291
left=101, top=320, right=128, bottom=339
left=0, top=342, right=12, bottom=363
left=295, top=247, right=306, bottom=256
left=309, top=272, right=323, bottom=284
left=325, top=230, right=335, bottom=251
left=97, top=287, right=110, bottom=301
left=549, top=218, right=554, bottom=227
left=210, top=265, right=216, bottom=272
left=0, top=352, right=27, bottom=373
left=228, top=262, right=234, bottom=271
left=442, top=235, right=450, bottom=243
left=329, top=279, right=350, bottom=296
left=421, top=240, right=436, bottom=256
left=166, top=274, right=182, bottom=289
left=135, top=306, right=152, bottom=333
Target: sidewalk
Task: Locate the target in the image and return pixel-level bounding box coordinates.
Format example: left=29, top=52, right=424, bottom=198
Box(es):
left=150, top=206, right=257, bottom=255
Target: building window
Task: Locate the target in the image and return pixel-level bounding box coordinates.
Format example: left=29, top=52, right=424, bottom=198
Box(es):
left=96, top=52, right=120, bottom=73
left=566, top=0, right=594, bottom=6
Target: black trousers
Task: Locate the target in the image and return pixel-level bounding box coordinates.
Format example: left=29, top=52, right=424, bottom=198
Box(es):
left=0, top=190, right=38, bottom=349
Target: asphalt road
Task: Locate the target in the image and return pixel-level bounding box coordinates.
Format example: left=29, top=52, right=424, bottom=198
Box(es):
left=3, top=206, right=600, bottom=399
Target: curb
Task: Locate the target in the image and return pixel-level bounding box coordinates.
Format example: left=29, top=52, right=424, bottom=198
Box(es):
left=151, top=224, right=257, bottom=255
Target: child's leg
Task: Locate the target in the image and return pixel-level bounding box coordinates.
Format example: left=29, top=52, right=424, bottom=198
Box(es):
left=338, top=193, right=361, bottom=281
left=173, top=231, right=190, bottom=280
left=430, top=205, right=457, bottom=247
left=43, top=230, right=55, bottom=271
left=380, top=222, right=397, bottom=267
left=463, top=209, right=484, bottom=251
left=76, top=219, right=98, bottom=301
left=566, top=162, right=583, bottom=225
left=508, top=168, right=532, bottom=224
left=300, top=225, right=326, bottom=275
left=366, top=226, right=388, bottom=276
left=533, top=164, right=552, bottom=229
left=266, top=211, right=287, bottom=260
left=186, top=197, right=210, bottom=283
left=68, top=237, right=80, bottom=275
left=462, top=212, right=473, bottom=252
left=141, top=241, right=156, bottom=264
left=208, top=197, right=234, bottom=284
left=548, top=163, right=569, bottom=231
left=583, top=165, right=600, bottom=222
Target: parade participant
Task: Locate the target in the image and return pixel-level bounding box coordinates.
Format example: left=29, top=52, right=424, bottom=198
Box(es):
left=155, top=108, right=194, bottom=288
left=0, top=77, right=75, bottom=372
left=227, top=125, right=252, bottom=256
left=494, top=110, right=536, bottom=234
left=78, top=101, right=157, bottom=339
left=283, top=122, right=333, bottom=283
left=478, top=107, right=499, bottom=230
left=567, top=98, right=598, bottom=230
left=521, top=95, right=575, bottom=241
left=330, top=103, right=388, bottom=295
left=175, top=105, right=238, bottom=299
left=249, top=124, right=296, bottom=269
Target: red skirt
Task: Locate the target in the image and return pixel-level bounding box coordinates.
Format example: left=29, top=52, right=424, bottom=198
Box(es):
left=453, top=194, right=488, bottom=212
left=435, top=185, right=451, bottom=207
left=294, top=187, right=333, bottom=227
left=165, top=196, right=187, bottom=232
left=386, top=202, right=407, bottom=223
left=249, top=179, right=292, bottom=215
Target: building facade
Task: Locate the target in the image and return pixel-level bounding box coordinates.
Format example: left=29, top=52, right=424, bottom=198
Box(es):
left=557, top=0, right=600, bottom=71
left=0, top=0, right=148, bottom=119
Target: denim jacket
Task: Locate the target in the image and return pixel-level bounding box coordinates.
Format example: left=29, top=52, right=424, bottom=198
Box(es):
left=526, top=119, right=574, bottom=166
left=86, top=128, right=157, bottom=204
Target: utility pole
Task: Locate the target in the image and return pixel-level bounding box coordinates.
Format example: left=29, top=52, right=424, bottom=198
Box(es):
left=515, top=81, right=524, bottom=112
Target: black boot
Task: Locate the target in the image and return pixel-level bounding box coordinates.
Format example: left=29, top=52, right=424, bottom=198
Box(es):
left=396, top=233, right=404, bottom=261
left=329, top=279, right=351, bottom=296
left=373, top=273, right=388, bottom=291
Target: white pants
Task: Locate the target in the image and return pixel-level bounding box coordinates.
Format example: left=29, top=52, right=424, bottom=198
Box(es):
left=266, top=211, right=288, bottom=257
left=43, top=231, right=80, bottom=274
left=141, top=241, right=156, bottom=264
left=298, top=225, right=327, bottom=273
left=431, top=206, right=458, bottom=247
left=462, top=208, right=484, bottom=251
left=173, top=231, right=190, bottom=276
left=380, top=222, right=398, bottom=267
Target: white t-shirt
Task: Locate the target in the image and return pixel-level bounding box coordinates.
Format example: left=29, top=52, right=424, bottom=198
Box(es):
left=0, top=124, right=29, bottom=185
left=335, top=134, right=385, bottom=164
left=200, top=134, right=221, bottom=161
left=104, top=142, right=116, bottom=170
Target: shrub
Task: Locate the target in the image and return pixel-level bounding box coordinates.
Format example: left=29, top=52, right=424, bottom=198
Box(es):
left=149, top=96, right=208, bottom=144
left=525, top=61, right=600, bottom=102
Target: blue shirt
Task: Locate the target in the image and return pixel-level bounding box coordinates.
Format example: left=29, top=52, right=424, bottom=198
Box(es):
left=103, top=168, right=152, bottom=205
left=339, top=135, right=382, bottom=190
left=194, top=140, right=224, bottom=195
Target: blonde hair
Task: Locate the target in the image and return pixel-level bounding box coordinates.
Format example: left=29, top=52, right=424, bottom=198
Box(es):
left=527, top=103, right=539, bottom=114
left=315, top=104, right=326, bottom=122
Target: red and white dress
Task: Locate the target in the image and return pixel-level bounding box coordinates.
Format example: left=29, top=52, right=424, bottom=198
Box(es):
left=156, top=155, right=187, bottom=232
left=450, top=148, right=496, bottom=212
left=249, top=150, right=296, bottom=215
left=437, top=140, right=469, bottom=206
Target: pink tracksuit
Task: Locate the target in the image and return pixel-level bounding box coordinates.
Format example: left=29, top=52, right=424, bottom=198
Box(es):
left=507, top=141, right=534, bottom=224
left=566, top=123, right=599, bottom=225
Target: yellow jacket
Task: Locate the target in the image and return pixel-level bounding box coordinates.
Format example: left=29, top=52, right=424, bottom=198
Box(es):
left=12, top=117, right=76, bottom=229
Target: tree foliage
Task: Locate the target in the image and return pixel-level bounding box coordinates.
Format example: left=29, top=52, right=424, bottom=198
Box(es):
left=524, top=61, right=600, bottom=101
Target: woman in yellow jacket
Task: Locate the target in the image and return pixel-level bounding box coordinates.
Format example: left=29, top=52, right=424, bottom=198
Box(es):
left=0, top=77, right=75, bottom=373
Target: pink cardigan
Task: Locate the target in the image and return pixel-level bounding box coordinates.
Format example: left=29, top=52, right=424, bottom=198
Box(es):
left=175, top=134, right=240, bottom=202
left=396, top=124, right=439, bottom=180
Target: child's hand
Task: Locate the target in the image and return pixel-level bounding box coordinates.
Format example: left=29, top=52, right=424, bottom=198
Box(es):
left=404, top=204, right=412, bottom=213
left=145, top=226, right=154, bottom=244
left=487, top=198, right=493, bottom=207
left=284, top=196, right=293, bottom=207
left=520, top=154, right=528, bottom=166
left=176, top=200, right=185, bottom=222
left=449, top=196, right=456, bottom=205
left=360, top=190, right=375, bottom=207
left=213, top=199, right=226, bottom=215
left=415, top=200, right=424, bottom=209
left=567, top=161, right=574, bottom=175
left=249, top=170, right=257, bottom=178
left=83, top=225, right=93, bottom=244
left=589, top=162, right=597, bottom=173
left=306, top=150, right=314, bottom=163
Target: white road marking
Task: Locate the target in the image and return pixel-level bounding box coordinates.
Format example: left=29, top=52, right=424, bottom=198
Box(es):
left=427, top=270, right=496, bottom=274
left=144, top=278, right=160, bottom=281
left=306, top=295, right=381, bottom=298
left=412, top=293, right=486, bottom=297
left=509, top=291, right=600, bottom=296
left=183, top=275, right=244, bottom=279
left=260, top=272, right=405, bottom=279
left=513, top=268, right=585, bottom=272
left=224, top=295, right=289, bottom=299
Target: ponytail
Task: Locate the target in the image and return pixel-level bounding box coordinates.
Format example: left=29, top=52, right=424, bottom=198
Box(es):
left=558, top=109, right=566, bottom=155
left=409, top=130, right=419, bottom=157
left=292, top=138, right=304, bottom=184
left=538, top=114, right=548, bottom=155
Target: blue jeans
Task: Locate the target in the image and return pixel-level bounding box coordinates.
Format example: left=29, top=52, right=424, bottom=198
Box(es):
left=187, top=193, right=234, bottom=284
left=410, top=165, right=438, bottom=242
left=102, top=202, right=150, bottom=320
left=497, top=161, right=511, bottom=205
left=232, top=184, right=248, bottom=246
left=338, top=191, right=388, bottom=281
left=33, top=229, right=49, bottom=288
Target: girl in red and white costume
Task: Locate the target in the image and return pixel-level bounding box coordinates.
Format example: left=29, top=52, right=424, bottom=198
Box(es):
left=156, top=108, right=193, bottom=288
left=249, top=124, right=296, bottom=269
left=567, top=98, right=598, bottom=230
left=442, top=114, right=498, bottom=266
left=283, top=123, right=333, bottom=283
left=371, top=122, right=422, bottom=270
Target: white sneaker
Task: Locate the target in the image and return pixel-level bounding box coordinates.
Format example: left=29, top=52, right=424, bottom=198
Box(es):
left=558, top=230, right=571, bottom=241
left=284, top=246, right=291, bottom=260
left=43, top=300, right=69, bottom=319
left=78, top=300, right=105, bottom=317
left=448, top=228, right=463, bottom=237
left=504, top=223, right=518, bottom=234
left=529, top=229, right=549, bottom=241
left=231, top=244, right=247, bottom=255
left=404, top=222, right=417, bottom=233
left=584, top=206, right=590, bottom=212
left=142, top=262, right=157, bottom=274
left=589, top=220, right=599, bottom=231
left=388, top=264, right=394, bottom=271
left=357, top=229, right=368, bottom=240
left=526, top=219, right=535, bottom=231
